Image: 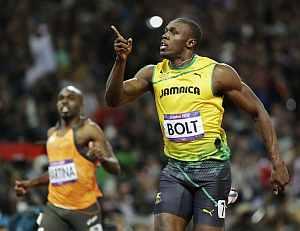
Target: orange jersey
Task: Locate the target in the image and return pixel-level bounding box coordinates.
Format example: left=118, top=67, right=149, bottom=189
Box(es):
left=47, top=128, right=102, bottom=210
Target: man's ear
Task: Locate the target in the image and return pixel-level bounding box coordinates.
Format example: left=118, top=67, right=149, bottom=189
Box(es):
left=187, top=38, right=197, bottom=49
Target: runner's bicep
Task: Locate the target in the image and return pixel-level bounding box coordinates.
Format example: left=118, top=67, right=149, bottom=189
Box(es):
left=226, top=82, right=264, bottom=117
left=87, top=123, right=113, bottom=155
left=120, top=65, right=154, bottom=104
left=85, top=123, right=106, bottom=146
left=104, top=139, right=116, bottom=158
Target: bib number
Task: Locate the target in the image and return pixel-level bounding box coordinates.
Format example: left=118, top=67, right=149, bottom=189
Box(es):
left=163, top=111, right=204, bottom=142
left=49, top=159, right=78, bottom=185
left=217, top=200, right=226, bottom=218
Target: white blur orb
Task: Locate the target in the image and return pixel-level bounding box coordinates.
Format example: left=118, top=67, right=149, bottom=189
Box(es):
left=286, top=98, right=296, bottom=111
left=147, top=16, right=163, bottom=29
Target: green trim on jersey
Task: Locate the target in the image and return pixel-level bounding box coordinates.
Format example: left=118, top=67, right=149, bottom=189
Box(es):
left=151, top=65, right=156, bottom=83
left=152, top=63, right=215, bottom=84
left=168, top=54, right=197, bottom=70
left=165, top=142, right=231, bottom=162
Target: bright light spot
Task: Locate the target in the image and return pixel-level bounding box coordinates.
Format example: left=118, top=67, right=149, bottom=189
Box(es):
left=147, top=16, right=163, bottom=29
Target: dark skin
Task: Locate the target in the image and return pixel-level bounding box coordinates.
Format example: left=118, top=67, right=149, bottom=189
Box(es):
left=106, top=19, right=290, bottom=231
left=15, top=87, right=120, bottom=197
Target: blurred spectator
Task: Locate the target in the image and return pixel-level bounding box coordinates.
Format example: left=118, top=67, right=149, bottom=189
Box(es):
left=25, top=22, right=57, bottom=88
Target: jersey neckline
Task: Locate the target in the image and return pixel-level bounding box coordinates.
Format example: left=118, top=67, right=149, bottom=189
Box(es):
left=168, top=54, right=197, bottom=70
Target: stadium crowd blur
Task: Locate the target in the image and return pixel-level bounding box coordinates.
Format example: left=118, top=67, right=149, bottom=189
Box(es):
left=0, top=0, right=299, bottom=230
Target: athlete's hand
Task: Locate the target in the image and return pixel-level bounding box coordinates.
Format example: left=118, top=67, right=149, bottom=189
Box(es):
left=111, top=25, right=132, bottom=61
left=15, top=180, right=31, bottom=197
left=87, top=141, right=108, bottom=163
left=270, top=159, right=290, bottom=195
left=227, top=187, right=238, bottom=205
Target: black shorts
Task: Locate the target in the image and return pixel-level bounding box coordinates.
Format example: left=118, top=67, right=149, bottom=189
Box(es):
left=154, top=158, right=231, bottom=227
left=37, top=202, right=103, bottom=231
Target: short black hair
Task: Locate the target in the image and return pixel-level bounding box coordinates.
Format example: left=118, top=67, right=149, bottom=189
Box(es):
left=173, top=17, right=202, bottom=48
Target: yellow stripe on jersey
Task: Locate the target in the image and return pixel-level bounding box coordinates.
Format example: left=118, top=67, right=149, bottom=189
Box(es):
left=152, top=55, right=230, bottom=161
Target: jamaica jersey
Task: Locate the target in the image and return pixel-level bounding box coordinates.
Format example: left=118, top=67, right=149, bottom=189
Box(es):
left=47, top=128, right=102, bottom=210
left=152, top=55, right=230, bottom=161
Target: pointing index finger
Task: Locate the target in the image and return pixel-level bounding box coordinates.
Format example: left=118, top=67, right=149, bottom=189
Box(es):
left=111, top=25, right=124, bottom=38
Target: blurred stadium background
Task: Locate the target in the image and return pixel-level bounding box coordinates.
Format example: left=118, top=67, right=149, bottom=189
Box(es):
left=0, top=0, right=299, bottom=230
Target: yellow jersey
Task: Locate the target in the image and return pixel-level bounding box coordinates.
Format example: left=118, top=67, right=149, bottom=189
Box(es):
left=152, top=55, right=230, bottom=161
left=47, top=128, right=102, bottom=210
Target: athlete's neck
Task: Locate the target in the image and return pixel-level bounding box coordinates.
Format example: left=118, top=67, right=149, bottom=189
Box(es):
left=169, top=54, right=195, bottom=69
left=59, top=116, right=81, bottom=129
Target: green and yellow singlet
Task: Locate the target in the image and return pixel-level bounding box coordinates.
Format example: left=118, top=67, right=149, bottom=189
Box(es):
left=152, top=55, right=230, bottom=161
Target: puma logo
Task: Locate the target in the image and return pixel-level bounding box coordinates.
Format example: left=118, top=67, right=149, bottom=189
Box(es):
left=194, top=73, right=201, bottom=78
left=202, top=208, right=214, bottom=216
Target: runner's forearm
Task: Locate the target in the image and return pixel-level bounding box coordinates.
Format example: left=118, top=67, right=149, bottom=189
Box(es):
left=105, top=58, right=127, bottom=106
left=101, top=157, right=121, bottom=175
left=28, top=173, right=49, bottom=188
left=254, top=108, right=282, bottom=165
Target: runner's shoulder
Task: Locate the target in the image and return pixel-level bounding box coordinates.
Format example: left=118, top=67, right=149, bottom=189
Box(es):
left=82, top=118, right=104, bottom=134
left=47, top=126, right=57, bottom=137
left=136, top=64, right=155, bottom=83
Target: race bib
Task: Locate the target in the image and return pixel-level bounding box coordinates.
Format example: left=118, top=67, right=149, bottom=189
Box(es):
left=49, top=159, right=78, bottom=185
left=218, top=200, right=226, bottom=219
left=163, top=111, right=204, bottom=142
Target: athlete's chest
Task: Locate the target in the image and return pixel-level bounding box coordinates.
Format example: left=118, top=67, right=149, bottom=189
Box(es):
left=153, top=70, right=212, bottom=106
left=47, top=130, right=74, bottom=151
